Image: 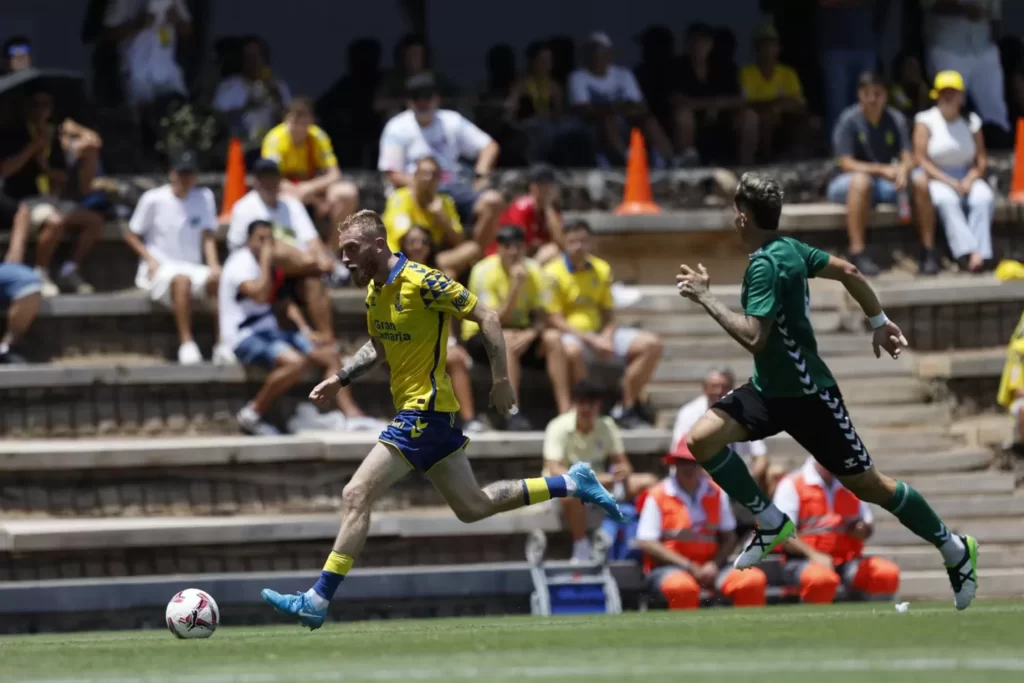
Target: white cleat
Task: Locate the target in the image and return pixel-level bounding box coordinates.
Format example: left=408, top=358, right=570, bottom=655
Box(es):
left=733, top=517, right=796, bottom=570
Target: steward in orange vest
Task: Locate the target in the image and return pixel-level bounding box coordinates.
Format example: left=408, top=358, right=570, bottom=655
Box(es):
left=771, top=457, right=900, bottom=603
left=634, top=442, right=767, bottom=609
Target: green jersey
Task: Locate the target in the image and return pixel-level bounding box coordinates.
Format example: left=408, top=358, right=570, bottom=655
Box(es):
left=740, top=236, right=836, bottom=398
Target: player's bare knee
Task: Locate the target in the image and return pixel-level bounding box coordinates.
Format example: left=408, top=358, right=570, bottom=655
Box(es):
left=341, top=480, right=372, bottom=515
left=452, top=497, right=490, bottom=524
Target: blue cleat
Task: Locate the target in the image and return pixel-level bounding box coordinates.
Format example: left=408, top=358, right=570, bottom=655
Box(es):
left=260, top=589, right=327, bottom=630
left=568, top=462, right=626, bottom=522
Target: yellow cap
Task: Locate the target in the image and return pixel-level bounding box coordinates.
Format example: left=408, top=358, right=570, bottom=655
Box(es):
left=930, top=70, right=965, bottom=99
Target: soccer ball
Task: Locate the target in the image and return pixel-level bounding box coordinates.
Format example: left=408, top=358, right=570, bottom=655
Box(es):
left=165, top=588, right=219, bottom=639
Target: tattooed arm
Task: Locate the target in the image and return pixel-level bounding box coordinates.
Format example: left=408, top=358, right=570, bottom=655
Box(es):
left=463, top=301, right=517, bottom=414
left=677, top=263, right=773, bottom=354
left=309, top=338, right=384, bottom=406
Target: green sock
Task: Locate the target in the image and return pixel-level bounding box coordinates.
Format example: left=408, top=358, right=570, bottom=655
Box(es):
left=702, top=448, right=780, bottom=526
left=882, top=481, right=953, bottom=549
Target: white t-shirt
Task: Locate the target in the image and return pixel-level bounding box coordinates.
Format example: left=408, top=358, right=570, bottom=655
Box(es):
left=213, top=75, right=292, bottom=140
left=128, top=184, right=216, bottom=277
left=635, top=476, right=737, bottom=543
left=104, top=0, right=190, bottom=92
left=915, top=107, right=982, bottom=171
left=671, top=395, right=767, bottom=463
left=568, top=66, right=644, bottom=106
left=218, top=248, right=279, bottom=350
left=378, top=109, right=493, bottom=177
left=772, top=457, right=874, bottom=526
left=227, top=190, right=319, bottom=251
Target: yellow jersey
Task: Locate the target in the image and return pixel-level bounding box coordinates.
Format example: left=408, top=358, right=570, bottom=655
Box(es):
left=739, top=64, right=804, bottom=103
left=260, top=123, right=338, bottom=181
left=463, top=255, right=547, bottom=340
left=381, top=187, right=463, bottom=253
left=366, top=254, right=478, bottom=413
left=544, top=253, right=614, bottom=333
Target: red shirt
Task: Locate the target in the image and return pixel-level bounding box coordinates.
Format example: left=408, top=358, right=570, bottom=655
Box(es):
left=487, top=195, right=557, bottom=255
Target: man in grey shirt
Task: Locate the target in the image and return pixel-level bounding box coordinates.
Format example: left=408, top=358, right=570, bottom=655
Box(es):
left=826, top=72, right=939, bottom=277
left=922, top=0, right=1009, bottom=134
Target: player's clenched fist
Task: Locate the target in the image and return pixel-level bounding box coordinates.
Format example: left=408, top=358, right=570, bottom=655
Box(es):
left=489, top=378, right=517, bottom=415
left=309, top=375, right=341, bottom=407
left=872, top=320, right=908, bottom=360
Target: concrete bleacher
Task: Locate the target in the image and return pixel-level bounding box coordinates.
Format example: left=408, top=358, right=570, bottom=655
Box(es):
left=3, top=192, right=1024, bottom=626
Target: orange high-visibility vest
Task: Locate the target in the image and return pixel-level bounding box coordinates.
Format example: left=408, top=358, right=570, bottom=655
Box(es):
left=643, top=479, right=723, bottom=572
left=791, top=473, right=865, bottom=565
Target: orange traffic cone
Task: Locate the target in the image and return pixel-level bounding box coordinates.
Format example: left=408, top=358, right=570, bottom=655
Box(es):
left=219, top=138, right=247, bottom=223
left=615, top=128, right=661, bottom=215
left=1011, top=118, right=1024, bottom=204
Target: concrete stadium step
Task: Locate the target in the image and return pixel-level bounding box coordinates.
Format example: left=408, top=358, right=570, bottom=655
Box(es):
left=655, top=402, right=948, bottom=430
left=0, top=505, right=564, bottom=553
left=663, top=333, right=869, bottom=359
left=765, top=426, right=960, bottom=458
left=914, top=347, right=1005, bottom=380
left=897, top=568, right=1024, bottom=600
left=647, top=376, right=934, bottom=410
left=618, top=311, right=844, bottom=336
left=0, top=430, right=670, bottom=471
left=623, top=282, right=846, bottom=313
left=768, top=448, right=991, bottom=477
left=866, top=544, right=1024, bottom=572
left=652, top=355, right=914, bottom=383
left=870, top=518, right=1024, bottom=546
left=872, top=494, right=1024, bottom=520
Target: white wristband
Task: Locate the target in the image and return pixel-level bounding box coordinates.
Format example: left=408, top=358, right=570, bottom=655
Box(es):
left=868, top=312, right=889, bottom=329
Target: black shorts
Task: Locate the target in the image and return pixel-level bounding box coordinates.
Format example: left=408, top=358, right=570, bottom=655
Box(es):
left=465, top=332, right=546, bottom=370
left=712, top=382, right=873, bottom=476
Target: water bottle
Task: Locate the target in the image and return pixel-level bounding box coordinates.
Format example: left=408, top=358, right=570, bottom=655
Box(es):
left=897, top=188, right=912, bottom=224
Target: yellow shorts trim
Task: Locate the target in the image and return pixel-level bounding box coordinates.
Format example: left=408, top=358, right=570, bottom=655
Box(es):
left=424, top=437, right=471, bottom=474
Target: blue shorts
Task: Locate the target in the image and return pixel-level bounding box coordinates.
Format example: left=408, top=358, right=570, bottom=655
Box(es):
left=438, top=181, right=481, bottom=227
left=0, top=263, right=42, bottom=303
left=233, top=329, right=313, bottom=369
left=378, top=410, right=470, bottom=473
left=826, top=173, right=898, bottom=205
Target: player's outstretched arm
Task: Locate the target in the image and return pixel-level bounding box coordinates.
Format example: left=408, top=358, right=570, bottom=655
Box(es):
left=814, top=255, right=908, bottom=359
left=464, top=302, right=517, bottom=415
left=677, top=263, right=772, bottom=354
left=309, top=338, right=384, bottom=407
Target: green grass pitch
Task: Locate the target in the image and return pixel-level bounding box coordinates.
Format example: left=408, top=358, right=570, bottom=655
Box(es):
left=2, top=601, right=1023, bottom=682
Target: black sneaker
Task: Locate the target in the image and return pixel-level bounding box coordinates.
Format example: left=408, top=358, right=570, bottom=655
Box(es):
left=919, top=249, right=940, bottom=276
left=56, top=269, right=94, bottom=294
left=850, top=251, right=880, bottom=277
left=613, top=407, right=651, bottom=430
left=0, top=349, right=28, bottom=364
left=506, top=413, right=533, bottom=432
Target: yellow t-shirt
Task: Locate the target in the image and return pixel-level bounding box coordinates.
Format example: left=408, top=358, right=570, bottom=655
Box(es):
left=366, top=255, right=478, bottom=413
left=462, top=255, right=548, bottom=340
left=260, top=123, right=338, bottom=181
left=381, top=187, right=463, bottom=253
left=739, top=64, right=804, bottom=103
left=542, top=410, right=625, bottom=475
left=998, top=311, right=1024, bottom=408
left=544, top=254, right=614, bottom=333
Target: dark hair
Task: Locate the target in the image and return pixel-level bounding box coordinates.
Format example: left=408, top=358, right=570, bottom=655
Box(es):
left=4, top=35, right=30, bottom=56
left=242, top=36, right=271, bottom=63
left=564, top=219, right=592, bottom=235
left=734, top=172, right=784, bottom=231
left=414, top=156, right=440, bottom=171
left=706, top=367, right=736, bottom=389
left=526, top=40, right=552, bottom=63
left=857, top=70, right=887, bottom=90
left=248, top=219, right=273, bottom=237
left=286, top=97, right=314, bottom=117
left=572, top=379, right=604, bottom=403
left=496, top=225, right=526, bottom=245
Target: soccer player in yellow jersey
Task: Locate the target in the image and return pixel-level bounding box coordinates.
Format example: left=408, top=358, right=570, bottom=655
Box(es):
left=261, top=210, right=624, bottom=629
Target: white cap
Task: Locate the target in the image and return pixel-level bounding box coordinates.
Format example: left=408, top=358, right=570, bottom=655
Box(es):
left=588, top=32, right=613, bottom=48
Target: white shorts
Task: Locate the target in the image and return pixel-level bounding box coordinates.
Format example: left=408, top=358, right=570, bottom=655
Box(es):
left=137, top=261, right=212, bottom=307
left=562, top=327, right=640, bottom=366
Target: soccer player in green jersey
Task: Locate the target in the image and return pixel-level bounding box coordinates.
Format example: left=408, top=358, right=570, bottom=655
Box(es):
left=675, top=172, right=978, bottom=609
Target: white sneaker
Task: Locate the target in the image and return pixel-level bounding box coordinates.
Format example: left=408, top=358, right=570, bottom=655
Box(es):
left=463, top=419, right=487, bottom=433
left=177, top=341, right=203, bottom=365
left=237, top=404, right=280, bottom=436
left=212, top=343, right=237, bottom=365
left=947, top=535, right=979, bottom=611
left=35, top=268, right=59, bottom=297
